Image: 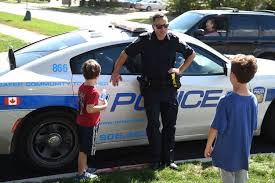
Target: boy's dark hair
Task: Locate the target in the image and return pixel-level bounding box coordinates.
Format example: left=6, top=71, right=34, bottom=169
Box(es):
left=82, top=59, right=101, bottom=80
left=231, top=54, right=258, bottom=83
left=152, top=12, right=167, bottom=23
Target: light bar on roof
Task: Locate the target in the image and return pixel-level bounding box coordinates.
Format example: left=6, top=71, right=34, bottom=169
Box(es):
left=111, top=20, right=148, bottom=33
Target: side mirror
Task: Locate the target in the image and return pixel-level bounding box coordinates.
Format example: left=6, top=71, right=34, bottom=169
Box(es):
left=194, top=29, right=204, bottom=38
left=8, top=46, right=16, bottom=70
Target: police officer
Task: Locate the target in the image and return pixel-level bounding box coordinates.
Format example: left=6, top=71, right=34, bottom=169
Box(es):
left=111, top=13, right=195, bottom=170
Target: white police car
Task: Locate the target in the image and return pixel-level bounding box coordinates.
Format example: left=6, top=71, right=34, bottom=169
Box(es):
left=0, top=22, right=275, bottom=170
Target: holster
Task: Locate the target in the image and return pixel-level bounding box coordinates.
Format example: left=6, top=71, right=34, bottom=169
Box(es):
left=137, top=75, right=150, bottom=96
left=168, top=73, right=181, bottom=89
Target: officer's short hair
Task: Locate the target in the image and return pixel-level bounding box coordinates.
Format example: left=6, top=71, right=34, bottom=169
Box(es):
left=231, top=54, right=257, bottom=83
left=152, top=12, right=168, bottom=23
left=82, top=59, right=101, bottom=80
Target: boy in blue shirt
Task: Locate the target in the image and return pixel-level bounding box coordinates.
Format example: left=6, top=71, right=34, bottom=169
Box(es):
left=204, top=54, right=258, bottom=183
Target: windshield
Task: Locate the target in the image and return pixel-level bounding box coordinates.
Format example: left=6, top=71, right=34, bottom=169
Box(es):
left=15, top=32, right=87, bottom=67
left=169, top=12, right=204, bottom=33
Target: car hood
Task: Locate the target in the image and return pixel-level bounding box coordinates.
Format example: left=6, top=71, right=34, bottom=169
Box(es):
left=0, top=52, right=10, bottom=76
left=225, top=55, right=275, bottom=76
left=256, top=58, right=275, bottom=76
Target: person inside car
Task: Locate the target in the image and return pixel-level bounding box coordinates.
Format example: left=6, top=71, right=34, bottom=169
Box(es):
left=204, top=19, right=219, bottom=37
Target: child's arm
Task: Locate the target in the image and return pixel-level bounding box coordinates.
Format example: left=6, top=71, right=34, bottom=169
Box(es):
left=204, top=128, right=217, bottom=158
left=86, top=99, right=108, bottom=113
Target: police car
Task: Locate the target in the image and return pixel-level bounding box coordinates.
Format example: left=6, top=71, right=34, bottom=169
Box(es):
left=0, top=21, right=275, bottom=170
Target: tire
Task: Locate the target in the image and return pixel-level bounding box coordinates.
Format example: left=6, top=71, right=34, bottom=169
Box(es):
left=261, top=101, right=275, bottom=142
left=259, top=53, right=275, bottom=61
left=146, top=6, right=152, bottom=11
left=18, top=111, right=79, bottom=170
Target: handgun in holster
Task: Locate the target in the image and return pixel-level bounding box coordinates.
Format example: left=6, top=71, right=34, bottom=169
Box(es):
left=137, top=75, right=150, bottom=96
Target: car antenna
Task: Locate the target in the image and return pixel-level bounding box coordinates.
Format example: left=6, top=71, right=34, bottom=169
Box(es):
left=8, top=45, right=16, bottom=70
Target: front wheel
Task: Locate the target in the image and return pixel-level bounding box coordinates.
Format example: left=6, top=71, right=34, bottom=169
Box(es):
left=18, top=111, right=79, bottom=170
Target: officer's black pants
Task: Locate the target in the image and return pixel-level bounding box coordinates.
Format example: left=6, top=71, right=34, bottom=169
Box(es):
left=144, top=87, right=178, bottom=164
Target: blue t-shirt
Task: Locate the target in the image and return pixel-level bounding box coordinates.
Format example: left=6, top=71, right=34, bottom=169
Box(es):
left=211, top=92, right=258, bottom=171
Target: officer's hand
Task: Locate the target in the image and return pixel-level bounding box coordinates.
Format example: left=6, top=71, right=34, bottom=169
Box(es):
left=110, top=72, right=122, bottom=86
left=168, top=68, right=181, bottom=75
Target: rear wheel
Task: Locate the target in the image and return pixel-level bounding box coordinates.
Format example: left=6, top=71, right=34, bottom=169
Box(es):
left=261, top=101, right=275, bottom=142
left=18, top=111, right=79, bottom=170
left=146, top=6, right=152, bottom=11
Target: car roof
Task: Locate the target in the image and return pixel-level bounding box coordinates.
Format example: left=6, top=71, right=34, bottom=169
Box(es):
left=190, top=9, right=275, bottom=16
left=79, top=23, right=208, bottom=47
left=62, top=23, right=230, bottom=64
left=76, top=21, right=152, bottom=43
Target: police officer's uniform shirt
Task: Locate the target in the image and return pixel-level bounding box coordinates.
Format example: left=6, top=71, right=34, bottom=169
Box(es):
left=125, top=32, right=194, bottom=82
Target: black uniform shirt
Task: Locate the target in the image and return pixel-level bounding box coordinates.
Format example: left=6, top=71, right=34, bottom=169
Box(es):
left=125, top=31, right=194, bottom=82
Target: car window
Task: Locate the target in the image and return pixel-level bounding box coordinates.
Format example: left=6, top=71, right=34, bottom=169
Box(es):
left=198, top=17, right=228, bottom=38
left=260, top=16, right=275, bottom=38
left=229, top=15, right=259, bottom=38
left=169, top=12, right=204, bottom=33
left=15, top=33, right=87, bottom=67
left=70, top=43, right=142, bottom=75
left=124, top=54, right=142, bottom=75
left=71, top=42, right=225, bottom=76
left=175, top=44, right=225, bottom=76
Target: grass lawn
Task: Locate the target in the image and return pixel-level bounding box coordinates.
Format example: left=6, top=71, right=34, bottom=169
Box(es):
left=44, top=5, right=136, bottom=15
left=47, top=154, right=275, bottom=183
left=0, top=33, right=27, bottom=52
left=0, top=0, right=47, bottom=3
left=0, top=12, right=78, bottom=36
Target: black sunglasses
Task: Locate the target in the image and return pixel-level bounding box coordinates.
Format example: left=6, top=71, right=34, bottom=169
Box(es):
left=154, top=24, right=169, bottom=29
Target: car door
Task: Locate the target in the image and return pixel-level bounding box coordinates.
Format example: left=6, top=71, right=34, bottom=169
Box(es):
left=174, top=44, right=231, bottom=140
left=154, top=0, right=162, bottom=9
left=70, top=43, right=148, bottom=148
left=257, top=15, right=275, bottom=59
left=149, top=0, right=157, bottom=9
left=226, top=15, right=259, bottom=55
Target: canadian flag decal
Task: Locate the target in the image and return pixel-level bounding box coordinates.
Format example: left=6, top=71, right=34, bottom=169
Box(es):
left=4, top=97, right=21, bottom=106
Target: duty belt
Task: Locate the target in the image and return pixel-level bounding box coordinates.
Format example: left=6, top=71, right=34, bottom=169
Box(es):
left=149, top=80, right=170, bottom=88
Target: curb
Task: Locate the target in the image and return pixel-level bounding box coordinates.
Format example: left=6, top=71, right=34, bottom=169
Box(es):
left=3, top=153, right=271, bottom=183
left=1, top=157, right=210, bottom=183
